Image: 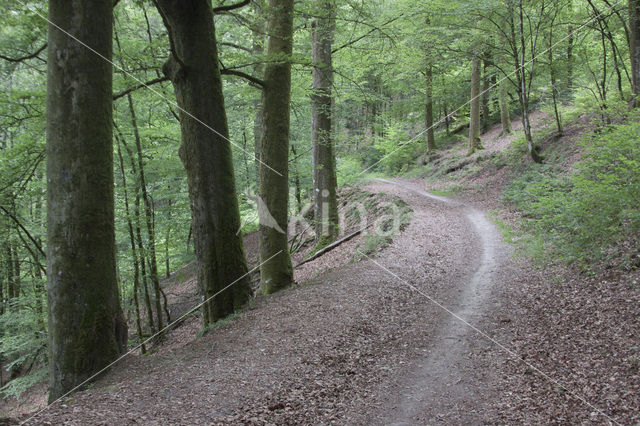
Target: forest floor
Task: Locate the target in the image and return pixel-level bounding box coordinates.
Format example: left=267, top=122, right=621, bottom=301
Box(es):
left=4, top=114, right=640, bottom=425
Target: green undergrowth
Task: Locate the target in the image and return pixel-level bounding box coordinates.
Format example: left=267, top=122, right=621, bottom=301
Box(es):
left=502, top=111, right=640, bottom=269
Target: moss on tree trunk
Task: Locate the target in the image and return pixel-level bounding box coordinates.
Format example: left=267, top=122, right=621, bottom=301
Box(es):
left=157, top=0, right=251, bottom=324
left=311, top=0, right=339, bottom=247
left=46, top=0, right=126, bottom=402
left=259, top=0, right=295, bottom=294
left=468, top=55, right=483, bottom=155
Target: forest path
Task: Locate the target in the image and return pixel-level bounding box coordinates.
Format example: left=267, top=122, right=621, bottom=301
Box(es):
left=27, top=177, right=512, bottom=425
left=367, top=178, right=506, bottom=424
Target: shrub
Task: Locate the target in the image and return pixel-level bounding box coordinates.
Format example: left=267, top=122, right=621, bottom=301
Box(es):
left=503, top=116, right=640, bottom=266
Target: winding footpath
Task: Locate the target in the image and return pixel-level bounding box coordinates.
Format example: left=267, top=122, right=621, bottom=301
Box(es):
left=363, top=179, right=508, bottom=424
left=28, top=178, right=514, bottom=425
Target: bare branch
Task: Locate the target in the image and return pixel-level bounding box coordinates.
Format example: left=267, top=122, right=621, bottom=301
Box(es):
left=113, top=76, right=170, bottom=100
left=0, top=44, right=47, bottom=63
left=213, top=0, right=250, bottom=13
left=220, top=68, right=265, bottom=88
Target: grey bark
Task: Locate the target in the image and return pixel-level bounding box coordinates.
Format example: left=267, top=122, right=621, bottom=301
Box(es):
left=467, top=54, right=483, bottom=155
left=46, top=0, right=126, bottom=402
left=631, top=0, right=640, bottom=106
left=311, top=0, right=339, bottom=246
left=481, top=59, right=491, bottom=134
left=425, top=64, right=436, bottom=152
left=259, top=0, right=295, bottom=294
left=156, top=0, right=252, bottom=324
left=499, top=79, right=512, bottom=136
left=252, top=0, right=266, bottom=184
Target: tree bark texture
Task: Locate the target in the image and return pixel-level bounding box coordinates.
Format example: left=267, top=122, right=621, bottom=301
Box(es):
left=46, top=0, right=126, bottom=402
left=631, top=0, right=640, bottom=106
left=425, top=64, right=436, bottom=152
left=259, top=0, right=295, bottom=294
left=468, top=55, right=483, bottom=155
left=157, top=0, right=251, bottom=324
left=311, top=0, right=339, bottom=246
left=499, top=79, right=512, bottom=136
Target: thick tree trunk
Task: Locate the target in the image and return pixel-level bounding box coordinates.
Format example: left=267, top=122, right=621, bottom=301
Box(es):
left=46, top=0, right=126, bottom=402
left=252, top=0, right=266, bottom=183
left=631, top=0, right=640, bottom=106
left=467, top=55, right=483, bottom=155
left=311, top=0, right=339, bottom=247
left=157, top=0, right=251, bottom=324
left=425, top=64, right=436, bottom=152
left=499, top=80, right=512, bottom=136
left=259, top=0, right=295, bottom=294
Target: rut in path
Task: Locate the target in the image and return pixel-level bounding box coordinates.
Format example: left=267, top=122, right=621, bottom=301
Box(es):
left=371, top=178, right=505, bottom=425
left=26, top=177, right=510, bottom=425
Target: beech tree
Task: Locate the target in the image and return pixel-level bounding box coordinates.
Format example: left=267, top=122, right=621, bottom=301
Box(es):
left=468, top=54, right=483, bottom=155
left=155, top=0, right=252, bottom=323
left=311, top=0, right=339, bottom=246
left=631, top=0, right=640, bottom=105
left=259, top=0, right=295, bottom=294
left=499, top=79, right=512, bottom=136
left=46, top=0, right=126, bottom=401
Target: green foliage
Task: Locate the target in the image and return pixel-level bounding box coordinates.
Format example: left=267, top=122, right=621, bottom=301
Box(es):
left=372, top=123, right=419, bottom=174
left=352, top=234, right=392, bottom=261
left=0, top=295, right=48, bottom=400
left=503, top=117, right=640, bottom=266
left=337, top=155, right=364, bottom=187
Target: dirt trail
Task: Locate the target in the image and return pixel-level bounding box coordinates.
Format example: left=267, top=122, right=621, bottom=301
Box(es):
left=24, top=177, right=511, bottom=425
left=372, top=178, right=505, bottom=424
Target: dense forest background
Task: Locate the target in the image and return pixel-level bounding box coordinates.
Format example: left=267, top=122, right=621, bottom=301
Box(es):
left=0, top=0, right=638, bottom=410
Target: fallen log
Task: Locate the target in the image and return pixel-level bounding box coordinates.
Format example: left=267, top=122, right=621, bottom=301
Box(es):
left=295, top=225, right=372, bottom=268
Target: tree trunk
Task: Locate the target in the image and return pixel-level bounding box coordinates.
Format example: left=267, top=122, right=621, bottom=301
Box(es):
left=127, top=93, right=165, bottom=332
left=12, top=246, right=20, bottom=298
left=548, top=28, right=563, bottom=135
left=481, top=58, right=491, bottom=134
left=165, top=199, right=171, bottom=279
left=467, top=55, right=483, bottom=155
left=115, top=136, right=146, bottom=354
left=253, top=0, right=266, bottom=184
left=291, top=144, right=303, bottom=213
left=157, top=0, right=251, bottom=324
left=631, top=0, right=640, bottom=106
left=311, top=0, right=339, bottom=247
left=425, top=64, right=436, bottom=152
left=499, top=80, right=512, bottom=136
left=46, top=0, right=126, bottom=402
left=5, top=243, right=13, bottom=300
left=443, top=101, right=450, bottom=135
left=259, top=0, right=295, bottom=294
left=517, top=0, right=542, bottom=163
left=566, top=0, right=574, bottom=98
